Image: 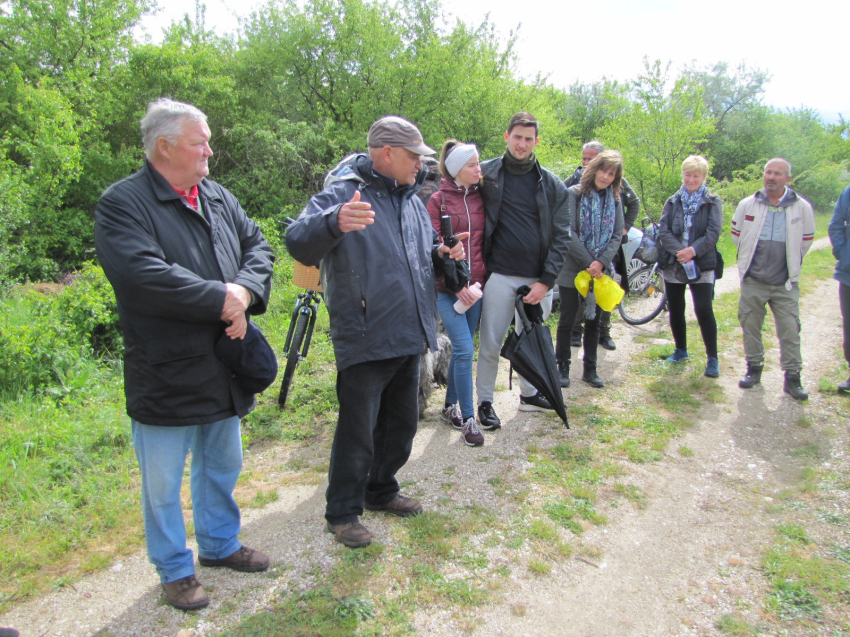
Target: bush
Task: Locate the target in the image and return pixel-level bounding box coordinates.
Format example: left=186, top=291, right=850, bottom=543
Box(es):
left=0, top=262, right=121, bottom=396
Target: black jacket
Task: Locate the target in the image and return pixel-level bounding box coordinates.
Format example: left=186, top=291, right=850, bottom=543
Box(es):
left=658, top=189, right=723, bottom=271
left=286, top=154, right=440, bottom=371
left=95, top=161, right=274, bottom=427
left=479, top=157, right=571, bottom=289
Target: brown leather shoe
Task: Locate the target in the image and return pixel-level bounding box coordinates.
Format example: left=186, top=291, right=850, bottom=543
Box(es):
left=161, top=574, right=210, bottom=611
left=326, top=519, right=373, bottom=548
left=198, top=546, right=270, bottom=572
left=364, top=494, right=423, bottom=517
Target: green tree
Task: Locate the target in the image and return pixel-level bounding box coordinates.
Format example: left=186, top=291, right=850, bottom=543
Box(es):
left=600, top=59, right=715, bottom=216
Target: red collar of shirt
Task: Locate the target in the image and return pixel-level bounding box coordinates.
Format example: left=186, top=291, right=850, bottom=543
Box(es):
left=172, top=184, right=199, bottom=211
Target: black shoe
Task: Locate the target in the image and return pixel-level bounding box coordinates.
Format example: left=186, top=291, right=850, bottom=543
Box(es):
left=0, top=629, right=20, bottom=637
left=478, top=401, right=501, bottom=430
left=582, top=369, right=604, bottom=388
left=783, top=371, right=808, bottom=401
left=570, top=332, right=582, bottom=347
left=519, top=392, right=553, bottom=412
left=738, top=363, right=763, bottom=389
left=557, top=360, right=570, bottom=388
left=599, top=335, right=616, bottom=351
left=838, top=376, right=850, bottom=394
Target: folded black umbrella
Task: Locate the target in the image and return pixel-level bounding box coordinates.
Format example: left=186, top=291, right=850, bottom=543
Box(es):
left=500, top=288, right=568, bottom=427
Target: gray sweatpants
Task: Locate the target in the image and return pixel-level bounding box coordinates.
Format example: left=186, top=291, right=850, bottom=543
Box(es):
left=737, top=278, right=802, bottom=372
left=475, top=273, right=553, bottom=404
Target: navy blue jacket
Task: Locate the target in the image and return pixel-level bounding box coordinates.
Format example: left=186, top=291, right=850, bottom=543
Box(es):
left=830, top=185, right=850, bottom=287
left=286, top=154, right=440, bottom=371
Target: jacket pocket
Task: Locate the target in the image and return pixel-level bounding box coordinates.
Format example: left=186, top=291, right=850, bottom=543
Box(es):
left=328, top=271, right=367, bottom=335
left=148, top=332, right=210, bottom=364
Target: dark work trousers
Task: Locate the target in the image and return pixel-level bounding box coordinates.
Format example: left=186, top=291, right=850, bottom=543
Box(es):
left=665, top=281, right=718, bottom=358
left=556, top=287, right=601, bottom=370
left=841, top=283, right=850, bottom=365
left=325, top=355, right=420, bottom=526
left=572, top=243, right=627, bottom=339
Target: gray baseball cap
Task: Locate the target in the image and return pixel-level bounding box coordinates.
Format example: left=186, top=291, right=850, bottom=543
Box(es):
left=367, top=116, right=435, bottom=155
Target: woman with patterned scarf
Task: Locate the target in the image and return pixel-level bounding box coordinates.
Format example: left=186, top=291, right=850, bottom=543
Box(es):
left=555, top=150, right=625, bottom=388
left=658, top=155, right=723, bottom=377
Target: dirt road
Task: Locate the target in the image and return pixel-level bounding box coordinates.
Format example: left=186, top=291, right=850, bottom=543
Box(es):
left=2, top=239, right=846, bottom=636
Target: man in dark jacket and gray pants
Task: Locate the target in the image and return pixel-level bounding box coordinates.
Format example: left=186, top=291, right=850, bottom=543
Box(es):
left=475, top=112, right=571, bottom=430
left=286, top=116, right=465, bottom=549
left=95, top=99, right=274, bottom=611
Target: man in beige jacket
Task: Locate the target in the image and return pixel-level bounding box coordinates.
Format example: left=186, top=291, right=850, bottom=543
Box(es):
left=731, top=158, right=815, bottom=400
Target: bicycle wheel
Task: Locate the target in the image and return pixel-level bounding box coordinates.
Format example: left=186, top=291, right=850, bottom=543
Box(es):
left=618, top=266, right=667, bottom=325
left=278, top=311, right=309, bottom=408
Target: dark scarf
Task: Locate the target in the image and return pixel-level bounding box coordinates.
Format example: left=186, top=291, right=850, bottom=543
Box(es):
left=503, top=150, right=537, bottom=175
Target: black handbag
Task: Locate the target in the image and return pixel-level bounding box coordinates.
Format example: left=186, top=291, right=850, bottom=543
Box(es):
left=714, top=249, right=724, bottom=280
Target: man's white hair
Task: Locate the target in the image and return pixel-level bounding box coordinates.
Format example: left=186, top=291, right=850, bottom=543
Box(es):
left=140, top=98, right=207, bottom=160
left=583, top=140, right=605, bottom=153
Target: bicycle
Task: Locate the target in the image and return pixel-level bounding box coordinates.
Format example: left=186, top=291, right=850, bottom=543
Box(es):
left=278, top=219, right=323, bottom=408
left=617, top=217, right=667, bottom=325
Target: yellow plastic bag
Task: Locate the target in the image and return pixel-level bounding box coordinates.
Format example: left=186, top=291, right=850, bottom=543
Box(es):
left=574, top=270, right=592, bottom=297
left=573, top=271, right=624, bottom=312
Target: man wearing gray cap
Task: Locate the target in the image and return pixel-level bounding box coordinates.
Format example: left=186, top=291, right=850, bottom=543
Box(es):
left=287, top=116, right=466, bottom=548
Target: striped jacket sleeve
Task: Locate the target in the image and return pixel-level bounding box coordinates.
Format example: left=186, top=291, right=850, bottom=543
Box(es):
left=801, top=200, right=816, bottom=256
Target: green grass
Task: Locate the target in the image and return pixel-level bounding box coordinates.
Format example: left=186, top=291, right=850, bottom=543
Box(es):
left=714, top=613, right=760, bottom=636
left=0, top=250, right=342, bottom=611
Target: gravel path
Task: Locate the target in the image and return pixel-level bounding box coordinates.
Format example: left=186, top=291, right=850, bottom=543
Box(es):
left=1, top=237, right=844, bottom=637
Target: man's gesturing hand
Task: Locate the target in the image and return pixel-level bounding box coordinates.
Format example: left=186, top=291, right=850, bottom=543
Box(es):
left=221, top=282, right=251, bottom=339
left=338, top=190, right=375, bottom=233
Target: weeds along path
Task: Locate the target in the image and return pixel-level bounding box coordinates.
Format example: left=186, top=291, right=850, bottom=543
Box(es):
left=2, top=239, right=847, bottom=636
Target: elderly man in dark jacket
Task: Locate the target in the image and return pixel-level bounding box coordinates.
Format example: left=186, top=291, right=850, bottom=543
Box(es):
left=95, top=98, right=274, bottom=611
left=287, top=116, right=465, bottom=549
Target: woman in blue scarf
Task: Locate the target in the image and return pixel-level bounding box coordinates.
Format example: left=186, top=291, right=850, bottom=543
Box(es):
left=658, top=155, right=723, bottom=377
left=555, top=150, right=625, bottom=388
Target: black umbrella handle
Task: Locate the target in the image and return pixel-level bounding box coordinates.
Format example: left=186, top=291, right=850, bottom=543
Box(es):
left=514, top=294, right=534, bottom=333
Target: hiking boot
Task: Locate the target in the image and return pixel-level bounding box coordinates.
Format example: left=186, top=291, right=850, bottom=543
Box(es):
left=582, top=369, right=605, bottom=388
left=557, top=360, right=570, bottom=388
left=441, top=403, right=463, bottom=429
left=738, top=363, right=763, bottom=389
left=519, top=392, right=553, bottom=412
left=199, top=545, right=270, bottom=572
left=704, top=357, right=720, bottom=378
left=461, top=417, right=484, bottom=447
left=365, top=494, right=423, bottom=517
left=161, top=575, right=210, bottom=611
left=599, top=335, right=617, bottom=351
left=783, top=371, right=808, bottom=401
left=478, top=401, right=501, bottom=430
left=570, top=331, right=582, bottom=347
left=326, top=519, right=373, bottom=548
left=666, top=348, right=689, bottom=363
left=837, top=376, right=850, bottom=394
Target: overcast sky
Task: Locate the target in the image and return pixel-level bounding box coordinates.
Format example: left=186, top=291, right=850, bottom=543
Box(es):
left=138, top=0, right=847, bottom=123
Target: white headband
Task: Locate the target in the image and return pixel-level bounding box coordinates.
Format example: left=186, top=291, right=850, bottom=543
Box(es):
left=444, top=144, right=478, bottom=178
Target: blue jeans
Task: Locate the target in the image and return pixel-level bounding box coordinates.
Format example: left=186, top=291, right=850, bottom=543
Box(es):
left=437, top=292, right=483, bottom=419
left=132, top=416, right=243, bottom=583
